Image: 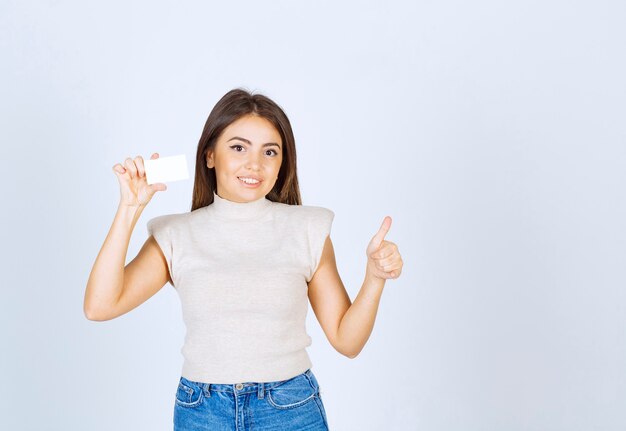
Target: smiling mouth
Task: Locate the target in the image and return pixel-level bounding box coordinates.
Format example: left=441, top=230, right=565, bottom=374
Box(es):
left=238, top=176, right=262, bottom=185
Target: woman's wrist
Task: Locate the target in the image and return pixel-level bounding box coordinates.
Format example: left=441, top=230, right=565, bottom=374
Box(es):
left=115, top=202, right=144, bottom=229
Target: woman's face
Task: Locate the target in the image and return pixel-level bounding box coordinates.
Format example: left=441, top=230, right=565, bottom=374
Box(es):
left=206, top=114, right=283, bottom=203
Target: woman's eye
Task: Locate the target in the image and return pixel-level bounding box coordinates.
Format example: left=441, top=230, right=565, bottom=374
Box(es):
left=230, top=145, right=277, bottom=156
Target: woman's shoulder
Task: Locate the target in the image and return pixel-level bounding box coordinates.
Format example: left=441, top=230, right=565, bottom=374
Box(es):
left=271, top=201, right=335, bottom=221
left=147, top=209, right=198, bottom=232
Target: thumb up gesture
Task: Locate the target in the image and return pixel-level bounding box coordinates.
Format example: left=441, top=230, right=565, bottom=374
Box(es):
left=366, top=216, right=404, bottom=280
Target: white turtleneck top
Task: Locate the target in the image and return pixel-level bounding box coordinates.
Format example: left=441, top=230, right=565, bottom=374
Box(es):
left=146, top=192, right=334, bottom=384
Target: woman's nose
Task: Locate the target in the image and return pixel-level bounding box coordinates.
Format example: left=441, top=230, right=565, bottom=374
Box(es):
left=245, top=152, right=263, bottom=170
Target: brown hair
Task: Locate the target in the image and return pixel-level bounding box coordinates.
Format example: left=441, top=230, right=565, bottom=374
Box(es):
left=191, top=88, right=302, bottom=211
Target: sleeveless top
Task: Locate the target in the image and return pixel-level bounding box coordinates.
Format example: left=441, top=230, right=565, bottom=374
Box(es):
left=147, top=192, right=334, bottom=383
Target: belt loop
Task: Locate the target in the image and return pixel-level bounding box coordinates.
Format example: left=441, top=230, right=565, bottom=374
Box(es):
left=204, top=383, right=211, bottom=397
left=258, top=382, right=264, bottom=399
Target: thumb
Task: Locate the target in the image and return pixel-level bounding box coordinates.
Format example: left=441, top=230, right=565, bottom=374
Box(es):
left=370, top=216, right=392, bottom=249
left=149, top=182, right=167, bottom=193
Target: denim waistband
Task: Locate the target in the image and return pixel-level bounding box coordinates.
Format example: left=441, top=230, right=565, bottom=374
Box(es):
left=185, top=369, right=314, bottom=399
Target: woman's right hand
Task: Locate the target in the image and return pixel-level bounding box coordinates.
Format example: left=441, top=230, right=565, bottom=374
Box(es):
left=112, top=153, right=167, bottom=208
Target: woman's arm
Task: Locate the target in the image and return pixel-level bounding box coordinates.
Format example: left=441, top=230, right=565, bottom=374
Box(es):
left=84, top=154, right=168, bottom=321
left=84, top=204, right=141, bottom=319
left=307, top=216, right=403, bottom=358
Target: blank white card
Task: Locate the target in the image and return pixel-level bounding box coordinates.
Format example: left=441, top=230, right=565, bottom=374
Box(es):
left=144, top=154, right=190, bottom=185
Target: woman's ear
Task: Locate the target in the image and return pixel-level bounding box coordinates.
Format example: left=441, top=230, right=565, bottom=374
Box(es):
left=206, top=150, right=214, bottom=169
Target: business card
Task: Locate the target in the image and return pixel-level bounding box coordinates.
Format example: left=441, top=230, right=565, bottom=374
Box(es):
left=144, top=154, right=190, bottom=185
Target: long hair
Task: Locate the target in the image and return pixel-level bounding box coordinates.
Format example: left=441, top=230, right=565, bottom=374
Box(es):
left=191, top=88, right=302, bottom=211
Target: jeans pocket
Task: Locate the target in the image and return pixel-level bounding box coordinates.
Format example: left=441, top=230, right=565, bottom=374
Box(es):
left=175, top=377, right=204, bottom=408
left=266, top=372, right=317, bottom=410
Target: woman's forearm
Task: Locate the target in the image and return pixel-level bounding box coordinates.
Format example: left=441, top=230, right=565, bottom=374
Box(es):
left=335, top=270, right=386, bottom=358
left=83, top=203, right=144, bottom=320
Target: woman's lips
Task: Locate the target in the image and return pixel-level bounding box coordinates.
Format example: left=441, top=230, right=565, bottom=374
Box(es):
left=238, top=176, right=262, bottom=188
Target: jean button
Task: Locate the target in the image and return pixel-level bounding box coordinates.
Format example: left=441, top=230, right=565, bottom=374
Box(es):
left=235, top=383, right=244, bottom=390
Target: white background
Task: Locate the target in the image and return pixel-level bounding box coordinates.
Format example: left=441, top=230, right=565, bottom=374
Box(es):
left=1, top=0, right=625, bottom=430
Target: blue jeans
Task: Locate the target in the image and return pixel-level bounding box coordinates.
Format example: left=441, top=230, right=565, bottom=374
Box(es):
left=173, top=369, right=330, bottom=430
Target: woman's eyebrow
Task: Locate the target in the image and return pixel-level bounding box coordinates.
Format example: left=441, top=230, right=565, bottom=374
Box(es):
left=227, top=136, right=281, bottom=149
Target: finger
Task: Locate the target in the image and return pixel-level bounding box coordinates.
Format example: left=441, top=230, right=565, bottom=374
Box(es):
left=150, top=182, right=167, bottom=192
left=124, top=157, right=137, bottom=179
left=375, top=261, right=387, bottom=271
left=142, top=153, right=160, bottom=181
left=134, top=155, right=145, bottom=178
left=377, top=261, right=399, bottom=272
left=385, top=266, right=402, bottom=278
left=112, top=163, right=126, bottom=176
left=375, top=255, right=397, bottom=268
left=386, top=262, right=403, bottom=272
left=370, top=216, right=392, bottom=250
left=371, top=243, right=395, bottom=259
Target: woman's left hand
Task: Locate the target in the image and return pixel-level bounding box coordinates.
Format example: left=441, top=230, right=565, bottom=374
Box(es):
left=365, top=216, right=404, bottom=280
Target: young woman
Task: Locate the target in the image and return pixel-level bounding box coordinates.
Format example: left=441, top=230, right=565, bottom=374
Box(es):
left=84, top=88, right=404, bottom=430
